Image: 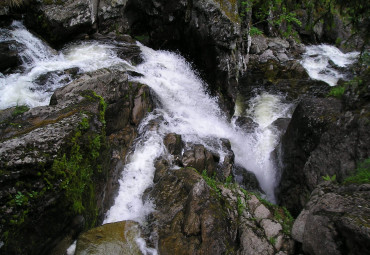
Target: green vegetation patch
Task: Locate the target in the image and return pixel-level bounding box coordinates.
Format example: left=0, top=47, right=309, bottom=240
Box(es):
left=328, top=85, right=345, bottom=98
left=12, top=105, right=29, bottom=117
left=202, top=170, right=222, bottom=198
left=344, top=158, right=370, bottom=184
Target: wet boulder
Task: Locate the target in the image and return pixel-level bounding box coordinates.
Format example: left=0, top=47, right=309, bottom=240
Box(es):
left=292, top=182, right=370, bottom=255
left=233, top=165, right=262, bottom=193
left=235, top=116, right=258, bottom=132
left=182, top=144, right=216, bottom=177
left=25, top=0, right=95, bottom=47
left=277, top=96, right=370, bottom=216
left=163, top=133, right=183, bottom=156
left=216, top=138, right=235, bottom=182
left=75, top=221, right=142, bottom=255
left=0, top=40, right=22, bottom=73
left=0, top=66, right=154, bottom=254
left=146, top=166, right=295, bottom=255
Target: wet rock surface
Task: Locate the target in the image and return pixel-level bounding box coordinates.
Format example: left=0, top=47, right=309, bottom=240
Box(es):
left=146, top=165, right=295, bottom=255
left=0, top=41, right=153, bottom=254
left=277, top=95, right=370, bottom=216
left=75, top=221, right=142, bottom=255
left=0, top=40, right=22, bottom=73
left=125, top=0, right=246, bottom=114
left=292, top=182, right=370, bottom=255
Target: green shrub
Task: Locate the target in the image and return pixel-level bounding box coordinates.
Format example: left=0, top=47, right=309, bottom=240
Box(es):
left=250, top=26, right=263, bottom=36
left=328, top=86, right=345, bottom=98
left=344, top=158, right=370, bottom=184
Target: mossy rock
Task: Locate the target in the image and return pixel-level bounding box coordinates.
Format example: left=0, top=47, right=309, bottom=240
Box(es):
left=75, top=221, right=142, bottom=255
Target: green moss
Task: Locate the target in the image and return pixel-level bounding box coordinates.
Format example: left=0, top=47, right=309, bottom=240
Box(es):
left=79, top=116, right=90, bottom=130
left=237, top=196, right=245, bottom=215
left=215, top=0, right=240, bottom=23
left=12, top=105, right=29, bottom=117
left=269, top=237, right=277, bottom=245
left=201, top=170, right=222, bottom=198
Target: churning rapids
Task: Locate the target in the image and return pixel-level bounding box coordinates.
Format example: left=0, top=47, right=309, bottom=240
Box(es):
left=0, top=21, right=359, bottom=254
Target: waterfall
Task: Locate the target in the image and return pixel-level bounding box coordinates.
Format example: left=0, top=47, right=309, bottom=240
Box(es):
left=104, top=45, right=293, bottom=230
left=2, top=23, right=294, bottom=254
left=0, top=21, right=129, bottom=109
left=301, top=44, right=359, bottom=86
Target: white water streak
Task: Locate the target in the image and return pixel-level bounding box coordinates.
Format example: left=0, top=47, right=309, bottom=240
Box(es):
left=103, top=45, right=291, bottom=205
left=301, top=44, right=359, bottom=86
left=0, top=21, right=128, bottom=109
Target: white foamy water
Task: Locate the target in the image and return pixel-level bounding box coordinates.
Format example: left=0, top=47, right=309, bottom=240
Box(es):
left=301, top=44, right=359, bottom=86
left=2, top=23, right=294, bottom=252
left=104, top=45, right=293, bottom=230
left=0, top=21, right=129, bottom=109
left=104, top=128, right=164, bottom=224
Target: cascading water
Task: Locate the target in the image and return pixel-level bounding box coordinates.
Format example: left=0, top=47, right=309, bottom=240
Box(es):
left=301, top=44, right=359, bottom=86
left=104, top=45, right=293, bottom=232
left=2, top=22, right=294, bottom=254
left=0, top=21, right=129, bottom=109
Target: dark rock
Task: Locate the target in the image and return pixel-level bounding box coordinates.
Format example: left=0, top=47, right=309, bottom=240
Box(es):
left=182, top=144, right=216, bottom=177
left=216, top=138, right=235, bottom=182
left=235, top=116, right=258, bottom=132
left=24, top=0, right=95, bottom=47
left=267, top=37, right=290, bottom=53
left=0, top=65, right=154, bottom=254
left=153, top=158, right=170, bottom=183
left=116, top=44, right=144, bottom=65
left=250, top=35, right=268, bottom=54
left=242, top=57, right=329, bottom=104
left=163, top=133, right=183, bottom=156
left=277, top=96, right=370, bottom=216
left=292, top=182, right=370, bottom=255
left=233, top=165, right=262, bottom=192
left=97, top=0, right=130, bottom=35
left=146, top=166, right=295, bottom=255
left=124, top=0, right=246, bottom=115
left=272, top=118, right=290, bottom=133
left=0, top=40, right=21, bottom=73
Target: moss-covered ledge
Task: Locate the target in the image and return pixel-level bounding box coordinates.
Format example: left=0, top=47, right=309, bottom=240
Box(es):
left=0, top=90, right=109, bottom=255
left=0, top=66, right=154, bottom=255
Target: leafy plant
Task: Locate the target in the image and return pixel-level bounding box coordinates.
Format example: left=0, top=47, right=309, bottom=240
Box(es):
left=225, top=175, right=233, bottom=187
left=14, top=192, right=27, bottom=206
left=269, top=237, right=277, bottom=245
left=250, top=26, right=263, bottom=36
left=328, top=86, right=345, bottom=98
left=322, top=174, right=337, bottom=182
left=79, top=117, right=89, bottom=130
